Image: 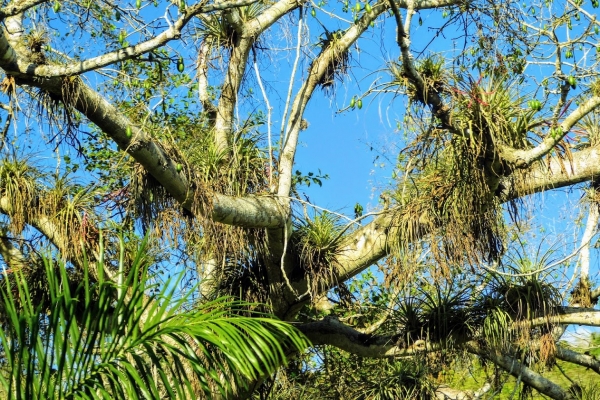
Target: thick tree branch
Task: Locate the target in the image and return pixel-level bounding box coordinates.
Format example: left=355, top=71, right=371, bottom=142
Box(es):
left=502, top=144, right=600, bottom=199
left=467, top=342, right=573, bottom=400
left=556, top=345, right=600, bottom=374
left=296, top=316, right=441, bottom=357
left=0, top=0, right=46, bottom=19
left=525, top=307, right=600, bottom=327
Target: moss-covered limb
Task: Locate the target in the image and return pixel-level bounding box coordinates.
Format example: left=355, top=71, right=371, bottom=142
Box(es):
left=0, top=0, right=45, bottom=20
left=556, top=346, right=600, bottom=375
left=0, top=232, right=30, bottom=273
left=468, top=342, right=573, bottom=400
left=197, top=42, right=217, bottom=124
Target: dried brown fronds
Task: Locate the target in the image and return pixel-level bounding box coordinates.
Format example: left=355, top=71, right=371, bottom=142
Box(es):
left=539, top=332, right=556, bottom=368
left=0, top=76, right=16, bottom=97
left=571, top=278, right=593, bottom=308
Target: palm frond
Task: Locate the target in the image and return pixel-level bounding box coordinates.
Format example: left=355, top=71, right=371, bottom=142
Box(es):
left=0, top=238, right=308, bottom=399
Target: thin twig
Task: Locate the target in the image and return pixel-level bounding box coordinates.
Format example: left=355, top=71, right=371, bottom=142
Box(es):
left=280, top=9, right=304, bottom=149
left=253, top=50, right=274, bottom=190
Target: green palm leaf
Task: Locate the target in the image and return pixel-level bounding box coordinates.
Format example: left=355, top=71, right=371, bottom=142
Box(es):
left=0, top=239, right=308, bottom=399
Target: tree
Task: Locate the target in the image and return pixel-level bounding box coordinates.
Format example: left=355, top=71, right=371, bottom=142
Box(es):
left=2, top=0, right=600, bottom=398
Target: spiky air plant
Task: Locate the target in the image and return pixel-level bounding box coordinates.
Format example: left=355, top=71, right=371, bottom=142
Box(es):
left=293, top=211, right=345, bottom=296
left=313, top=30, right=350, bottom=95
left=384, top=54, right=449, bottom=105
left=195, top=3, right=267, bottom=55
left=0, top=158, right=42, bottom=235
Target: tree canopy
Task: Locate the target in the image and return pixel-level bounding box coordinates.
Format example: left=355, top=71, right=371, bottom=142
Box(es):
left=2, top=0, right=600, bottom=398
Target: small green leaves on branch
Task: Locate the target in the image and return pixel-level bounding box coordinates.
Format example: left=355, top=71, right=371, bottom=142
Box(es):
left=527, top=99, right=542, bottom=111
left=292, top=169, right=329, bottom=188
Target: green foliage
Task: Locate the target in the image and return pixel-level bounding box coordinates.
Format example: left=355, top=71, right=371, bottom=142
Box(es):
left=292, top=169, right=329, bottom=188
left=0, top=239, right=308, bottom=399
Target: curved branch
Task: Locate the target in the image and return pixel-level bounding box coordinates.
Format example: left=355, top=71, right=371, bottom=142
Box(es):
left=213, top=0, right=307, bottom=153
left=278, top=1, right=386, bottom=197
left=556, top=345, right=600, bottom=375
left=499, top=96, right=600, bottom=168
left=467, top=342, right=573, bottom=400
left=0, top=0, right=46, bottom=19
left=4, top=0, right=262, bottom=78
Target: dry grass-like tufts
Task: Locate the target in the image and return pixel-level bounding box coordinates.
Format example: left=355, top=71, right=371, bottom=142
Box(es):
left=38, top=175, right=99, bottom=258
left=0, top=158, right=40, bottom=235
left=539, top=332, right=556, bottom=368
left=571, top=278, right=593, bottom=308
left=313, top=30, right=350, bottom=94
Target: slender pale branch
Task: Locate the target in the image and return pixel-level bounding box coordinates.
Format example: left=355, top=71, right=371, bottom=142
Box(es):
left=278, top=1, right=386, bottom=197
left=213, top=0, right=306, bottom=153
left=579, top=192, right=599, bottom=282
left=3, top=0, right=262, bottom=77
